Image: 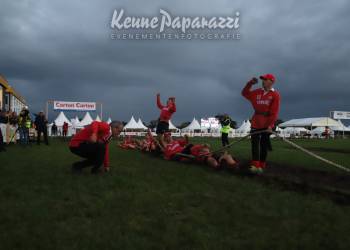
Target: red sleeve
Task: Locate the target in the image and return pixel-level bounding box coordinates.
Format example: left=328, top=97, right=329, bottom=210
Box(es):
left=178, top=139, right=187, bottom=147
left=157, top=95, right=164, bottom=109
left=241, top=82, right=254, bottom=100
left=104, top=143, right=109, bottom=168
left=267, top=92, right=280, bottom=128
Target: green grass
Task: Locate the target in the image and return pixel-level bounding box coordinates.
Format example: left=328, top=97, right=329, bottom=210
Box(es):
left=0, top=138, right=350, bottom=250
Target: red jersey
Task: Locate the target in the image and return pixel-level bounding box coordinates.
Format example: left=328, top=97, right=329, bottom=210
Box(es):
left=190, top=144, right=209, bottom=163
left=157, top=95, right=176, bottom=122
left=242, top=82, right=280, bottom=129
left=163, top=139, right=187, bottom=160
left=69, top=121, right=111, bottom=168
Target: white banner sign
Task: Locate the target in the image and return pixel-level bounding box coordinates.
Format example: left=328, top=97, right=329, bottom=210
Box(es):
left=54, top=101, right=96, bottom=111
left=332, top=111, right=350, bottom=120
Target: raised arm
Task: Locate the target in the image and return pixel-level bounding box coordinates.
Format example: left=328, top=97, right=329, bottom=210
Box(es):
left=241, top=77, right=258, bottom=99
left=156, top=93, right=164, bottom=109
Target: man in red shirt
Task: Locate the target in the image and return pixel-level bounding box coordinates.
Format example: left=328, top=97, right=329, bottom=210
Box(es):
left=69, top=120, right=123, bottom=174
left=161, top=132, right=188, bottom=160
left=156, top=93, right=176, bottom=148
left=242, top=74, right=281, bottom=174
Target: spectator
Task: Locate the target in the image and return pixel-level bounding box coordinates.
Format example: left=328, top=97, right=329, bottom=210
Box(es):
left=18, top=107, right=31, bottom=145
left=8, top=112, right=18, bottom=144
left=0, top=110, right=6, bottom=151
left=62, top=122, right=68, bottom=139
left=34, top=111, right=49, bottom=145
left=51, top=122, right=57, bottom=136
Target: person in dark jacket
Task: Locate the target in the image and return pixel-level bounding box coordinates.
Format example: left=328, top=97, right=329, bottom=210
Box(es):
left=34, top=111, right=49, bottom=145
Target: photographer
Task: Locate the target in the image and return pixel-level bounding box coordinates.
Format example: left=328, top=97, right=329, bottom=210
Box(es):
left=18, top=107, right=31, bottom=145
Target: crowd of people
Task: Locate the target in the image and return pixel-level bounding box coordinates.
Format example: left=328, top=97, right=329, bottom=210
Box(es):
left=0, top=107, right=50, bottom=149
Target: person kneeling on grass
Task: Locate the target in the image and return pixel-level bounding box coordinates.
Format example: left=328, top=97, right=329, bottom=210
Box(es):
left=69, top=120, right=123, bottom=174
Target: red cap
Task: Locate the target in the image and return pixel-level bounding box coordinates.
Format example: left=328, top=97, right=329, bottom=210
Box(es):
left=260, top=74, right=276, bottom=83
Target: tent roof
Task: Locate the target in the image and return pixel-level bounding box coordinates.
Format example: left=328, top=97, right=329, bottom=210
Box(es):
left=137, top=118, right=148, bottom=130
left=236, top=120, right=251, bottom=132
left=182, top=118, right=201, bottom=131
left=80, top=112, right=94, bottom=126
left=279, top=117, right=341, bottom=127
left=169, top=120, right=178, bottom=130
left=106, top=117, right=112, bottom=124
left=54, top=111, right=72, bottom=126
left=124, top=116, right=141, bottom=129
left=95, top=115, right=101, bottom=122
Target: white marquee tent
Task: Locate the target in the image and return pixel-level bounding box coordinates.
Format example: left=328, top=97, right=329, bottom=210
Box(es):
left=279, top=117, right=341, bottom=128
left=182, top=118, right=201, bottom=132
left=137, top=118, right=148, bottom=130
left=48, top=111, right=73, bottom=136
left=79, top=112, right=94, bottom=127
left=236, top=120, right=251, bottom=135
left=169, top=120, right=178, bottom=130
left=106, top=117, right=112, bottom=124
left=95, top=115, right=101, bottom=122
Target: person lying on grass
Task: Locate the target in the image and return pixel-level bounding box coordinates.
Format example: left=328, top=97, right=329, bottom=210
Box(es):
left=134, top=129, right=158, bottom=152
left=159, top=132, right=239, bottom=170
left=180, top=143, right=239, bottom=170
left=119, top=135, right=137, bottom=149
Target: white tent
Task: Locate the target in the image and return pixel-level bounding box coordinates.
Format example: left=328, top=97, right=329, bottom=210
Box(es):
left=79, top=112, right=94, bottom=127
left=310, top=127, right=327, bottom=136
left=124, top=116, right=140, bottom=130
left=182, top=118, right=201, bottom=131
left=236, top=120, right=251, bottom=134
left=137, top=118, right=148, bottom=130
left=330, top=120, right=350, bottom=132
left=169, top=120, right=178, bottom=130
left=106, top=117, right=112, bottom=124
left=281, top=127, right=309, bottom=135
left=95, top=115, right=101, bottom=122
left=48, top=111, right=73, bottom=136
left=279, top=117, right=341, bottom=128
left=70, top=117, right=80, bottom=127
left=54, top=111, right=72, bottom=126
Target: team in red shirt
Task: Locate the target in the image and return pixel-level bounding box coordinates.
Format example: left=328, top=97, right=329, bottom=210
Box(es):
left=68, top=73, right=280, bottom=175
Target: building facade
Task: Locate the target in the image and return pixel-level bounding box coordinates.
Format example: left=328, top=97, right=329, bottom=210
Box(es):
left=0, top=74, right=26, bottom=114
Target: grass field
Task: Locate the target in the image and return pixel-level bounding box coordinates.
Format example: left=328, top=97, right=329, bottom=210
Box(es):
left=1, top=137, right=350, bottom=250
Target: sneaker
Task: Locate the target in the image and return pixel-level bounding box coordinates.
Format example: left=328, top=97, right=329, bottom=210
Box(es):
left=249, top=165, right=263, bottom=174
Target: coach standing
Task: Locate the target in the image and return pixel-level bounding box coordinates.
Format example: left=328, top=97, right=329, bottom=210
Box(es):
left=69, top=120, right=123, bottom=174
left=242, top=74, right=280, bottom=174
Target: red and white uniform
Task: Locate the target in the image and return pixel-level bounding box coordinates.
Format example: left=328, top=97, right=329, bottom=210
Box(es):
left=241, top=82, right=280, bottom=129
left=69, top=121, right=111, bottom=168
left=157, top=95, right=176, bottom=122
left=190, top=144, right=209, bottom=163
left=163, top=139, right=187, bottom=160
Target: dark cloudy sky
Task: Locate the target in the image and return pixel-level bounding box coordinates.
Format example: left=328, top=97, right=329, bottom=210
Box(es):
left=1, top=0, right=349, bottom=125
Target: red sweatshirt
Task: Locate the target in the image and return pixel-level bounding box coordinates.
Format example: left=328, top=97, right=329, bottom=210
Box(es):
left=69, top=121, right=111, bottom=168
left=157, top=96, right=176, bottom=122
left=163, top=139, right=187, bottom=160
left=241, top=82, right=280, bottom=129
